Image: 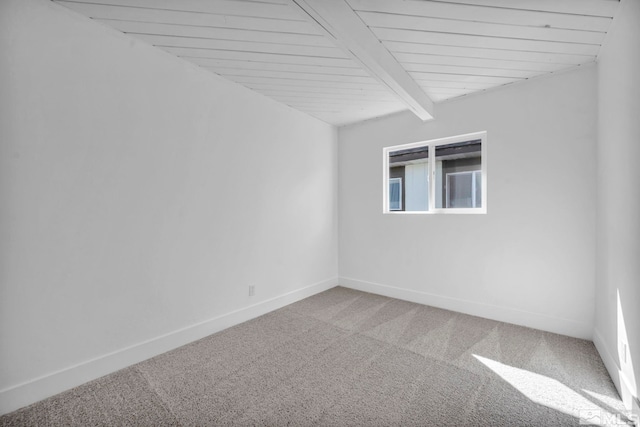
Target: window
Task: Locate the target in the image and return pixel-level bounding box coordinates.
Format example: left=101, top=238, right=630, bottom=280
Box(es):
left=389, top=177, right=403, bottom=210
left=383, top=131, right=486, bottom=214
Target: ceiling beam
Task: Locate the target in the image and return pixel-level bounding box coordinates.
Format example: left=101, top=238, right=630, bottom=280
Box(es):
left=288, top=0, right=434, bottom=121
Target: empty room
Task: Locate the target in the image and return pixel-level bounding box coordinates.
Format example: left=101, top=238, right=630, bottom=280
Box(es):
left=1, top=0, right=639, bottom=425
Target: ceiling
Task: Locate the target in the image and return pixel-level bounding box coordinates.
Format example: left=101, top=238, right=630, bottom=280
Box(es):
left=53, top=0, right=620, bottom=126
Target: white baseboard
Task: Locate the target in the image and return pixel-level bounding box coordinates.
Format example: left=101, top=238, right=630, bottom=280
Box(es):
left=593, top=329, right=622, bottom=392
left=593, top=329, right=640, bottom=423
left=0, top=277, right=338, bottom=416
left=339, top=276, right=592, bottom=340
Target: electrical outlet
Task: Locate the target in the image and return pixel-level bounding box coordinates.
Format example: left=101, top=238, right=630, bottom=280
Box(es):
left=248, top=285, right=255, bottom=297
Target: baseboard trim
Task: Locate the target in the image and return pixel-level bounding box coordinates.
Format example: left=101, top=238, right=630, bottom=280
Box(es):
left=0, top=277, right=338, bottom=416
left=593, top=329, right=640, bottom=422
left=339, top=277, right=592, bottom=339
left=593, top=329, right=622, bottom=392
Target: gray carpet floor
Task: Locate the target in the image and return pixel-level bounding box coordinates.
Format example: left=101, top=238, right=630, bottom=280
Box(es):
left=1, top=287, right=632, bottom=426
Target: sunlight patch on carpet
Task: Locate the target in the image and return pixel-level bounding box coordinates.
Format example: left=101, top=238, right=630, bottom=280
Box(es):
left=474, top=355, right=634, bottom=426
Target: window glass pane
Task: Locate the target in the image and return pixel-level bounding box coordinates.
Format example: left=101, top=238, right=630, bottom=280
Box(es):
left=388, top=146, right=429, bottom=212
left=389, top=178, right=402, bottom=210
left=448, top=173, right=473, bottom=208
left=435, top=140, right=482, bottom=209
left=474, top=171, right=482, bottom=208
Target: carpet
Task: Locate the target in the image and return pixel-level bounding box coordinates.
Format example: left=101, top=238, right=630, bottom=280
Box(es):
left=1, top=287, right=632, bottom=426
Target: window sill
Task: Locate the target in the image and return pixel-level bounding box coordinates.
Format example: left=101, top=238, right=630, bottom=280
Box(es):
left=384, top=208, right=487, bottom=215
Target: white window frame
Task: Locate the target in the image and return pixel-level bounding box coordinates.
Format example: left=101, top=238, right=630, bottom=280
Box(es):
left=383, top=131, right=487, bottom=214
left=388, top=177, right=403, bottom=211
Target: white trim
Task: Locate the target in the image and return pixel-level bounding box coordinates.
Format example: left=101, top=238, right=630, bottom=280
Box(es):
left=385, top=131, right=486, bottom=153
left=593, top=329, right=622, bottom=394
left=0, top=277, right=338, bottom=416
left=593, top=329, right=640, bottom=420
left=339, top=276, right=592, bottom=339
left=382, top=146, right=390, bottom=213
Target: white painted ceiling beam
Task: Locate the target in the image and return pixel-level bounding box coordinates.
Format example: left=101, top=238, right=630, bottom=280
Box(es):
left=288, top=0, right=434, bottom=121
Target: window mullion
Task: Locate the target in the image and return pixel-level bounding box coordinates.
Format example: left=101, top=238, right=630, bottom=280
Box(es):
left=471, top=171, right=476, bottom=208
left=429, top=144, right=435, bottom=212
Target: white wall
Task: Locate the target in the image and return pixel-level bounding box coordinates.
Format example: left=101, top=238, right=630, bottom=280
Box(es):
left=0, top=0, right=337, bottom=413
left=594, top=0, right=640, bottom=415
left=339, top=66, right=597, bottom=339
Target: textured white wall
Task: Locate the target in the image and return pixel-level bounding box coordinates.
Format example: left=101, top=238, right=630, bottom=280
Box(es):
left=339, top=66, right=597, bottom=339
left=0, top=0, right=337, bottom=411
left=595, top=0, right=640, bottom=413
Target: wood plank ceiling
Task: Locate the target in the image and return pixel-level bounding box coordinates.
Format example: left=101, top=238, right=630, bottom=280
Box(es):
left=53, top=0, right=619, bottom=126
